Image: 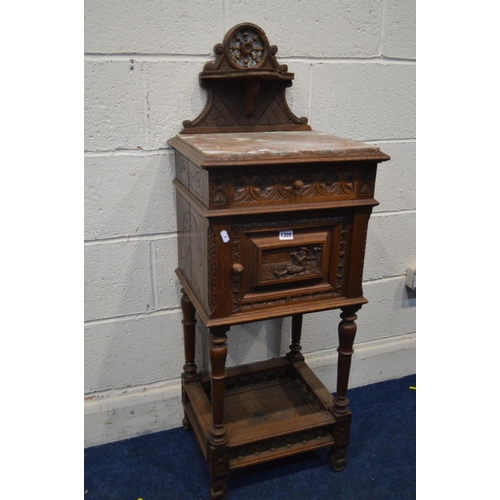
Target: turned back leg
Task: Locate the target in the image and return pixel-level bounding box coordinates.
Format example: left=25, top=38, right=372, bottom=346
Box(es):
left=286, top=314, right=304, bottom=362
left=180, top=288, right=198, bottom=430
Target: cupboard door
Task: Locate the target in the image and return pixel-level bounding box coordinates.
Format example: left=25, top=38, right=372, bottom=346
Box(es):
left=231, top=214, right=352, bottom=313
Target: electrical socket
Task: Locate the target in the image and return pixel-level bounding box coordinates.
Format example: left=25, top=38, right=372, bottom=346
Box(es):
left=405, top=265, right=416, bottom=291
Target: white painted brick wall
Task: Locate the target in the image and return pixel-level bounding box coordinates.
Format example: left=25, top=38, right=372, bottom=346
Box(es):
left=84, top=241, right=154, bottom=321
left=383, top=0, right=417, bottom=59
left=227, top=0, right=383, bottom=58
left=84, top=0, right=416, bottom=398
left=298, top=277, right=416, bottom=354
left=84, top=311, right=185, bottom=393
left=311, top=63, right=416, bottom=140
left=145, top=60, right=207, bottom=150
left=364, top=212, right=416, bottom=281
left=372, top=141, right=416, bottom=213
left=84, top=153, right=176, bottom=240
left=84, top=61, right=145, bottom=151
left=84, top=1, right=224, bottom=55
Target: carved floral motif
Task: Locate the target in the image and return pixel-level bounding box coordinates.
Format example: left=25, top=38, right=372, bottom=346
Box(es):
left=251, top=174, right=278, bottom=199
left=318, top=170, right=354, bottom=196
left=229, top=28, right=264, bottom=68
left=211, top=174, right=229, bottom=205
left=359, top=168, right=376, bottom=196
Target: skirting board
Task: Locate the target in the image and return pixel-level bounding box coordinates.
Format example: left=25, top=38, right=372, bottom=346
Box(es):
left=84, top=333, right=415, bottom=448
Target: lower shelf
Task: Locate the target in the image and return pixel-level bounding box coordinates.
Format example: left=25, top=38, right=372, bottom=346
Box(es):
left=184, top=357, right=337, bottom=470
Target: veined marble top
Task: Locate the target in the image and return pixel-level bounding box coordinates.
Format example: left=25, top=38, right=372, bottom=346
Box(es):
left=169, top=131, right=386, bottom=164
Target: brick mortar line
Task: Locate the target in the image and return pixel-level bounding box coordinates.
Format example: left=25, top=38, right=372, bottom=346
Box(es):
left=85, top=275, right=409, bottom=327
left=285, top=56, right=415, bottom=64
left=84, top=307, right=182, bottom=327
left=83, top=210, right=414, bottom=246
left=372, top=209, right=416, bottom=217
left=363, top=138, right=416, bottom=144
left=84, top=54, right=212, bottom=61
left=84, top=149, right=172, bottom=157
left=84, top=53, right=415, bottom=64
left=84, top=233, right=177, bottom=246
left=83, top=138, right=415, bottom=157
left=84, top=208, right=414, bottom=246
left=363, top=275, right=411, bottom=285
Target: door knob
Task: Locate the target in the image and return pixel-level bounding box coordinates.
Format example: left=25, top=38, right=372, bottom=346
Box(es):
left=233, top=263, right=244, bottom=275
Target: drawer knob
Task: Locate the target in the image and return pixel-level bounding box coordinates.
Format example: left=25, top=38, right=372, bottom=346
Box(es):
left=233, top=263, right=244, bottom=275
left=293, top=179, right=304, bottom=191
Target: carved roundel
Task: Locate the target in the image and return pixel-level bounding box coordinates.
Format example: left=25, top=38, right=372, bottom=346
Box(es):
left=224, top=24, right=269, bottom=69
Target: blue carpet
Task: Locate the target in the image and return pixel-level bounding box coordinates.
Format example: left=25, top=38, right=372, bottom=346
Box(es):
left=85, top=374, right=416, bottom=499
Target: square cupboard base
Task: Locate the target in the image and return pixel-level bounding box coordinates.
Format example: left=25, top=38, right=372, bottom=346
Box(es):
left=179, top=287, right=361, bottom=499
left=183, top=357, right=347, bottom=471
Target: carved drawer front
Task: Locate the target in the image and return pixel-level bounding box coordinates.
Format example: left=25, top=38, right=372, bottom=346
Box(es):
left=231, top=215, right=351, bottom=313
left=209, top=165, right=377, bottom=210
left=175, top=153, right=378, bottom=211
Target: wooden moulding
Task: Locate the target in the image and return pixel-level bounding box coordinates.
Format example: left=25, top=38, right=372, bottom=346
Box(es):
left=186, top=357, right=337, bottom=471
left=176, top=267, right=367, bottom=328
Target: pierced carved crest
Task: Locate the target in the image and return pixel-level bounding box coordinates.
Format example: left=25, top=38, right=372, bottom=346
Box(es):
left=181, top=23, right=310, bottom=133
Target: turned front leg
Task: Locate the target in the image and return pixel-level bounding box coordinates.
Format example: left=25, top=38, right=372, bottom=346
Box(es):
left=334, top=306, right=360, bottom=414
left=208, top=326, right=230, bottom=500
left=180, top=288, right=198, bottom=430
left=330, top=306, right=361, bottom=472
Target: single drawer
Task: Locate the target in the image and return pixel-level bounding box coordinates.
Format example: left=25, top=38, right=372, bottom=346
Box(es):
left=175, top=151, right=378, bottom=213
left=208, top=164, right=377, bottom=211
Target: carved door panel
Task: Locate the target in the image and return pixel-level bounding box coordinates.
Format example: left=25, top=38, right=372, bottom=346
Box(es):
left=249, top=230, right=331, bottom=288
left=231, top=215, right=352, bottom=313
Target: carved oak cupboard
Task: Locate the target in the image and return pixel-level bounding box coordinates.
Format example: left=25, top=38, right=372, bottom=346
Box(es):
left=168, top=23, right=390, bottom=500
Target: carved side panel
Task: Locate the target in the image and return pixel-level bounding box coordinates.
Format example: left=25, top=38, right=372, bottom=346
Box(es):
left=176, top=152, right=210, bottom=207
left=176, top=192, right=210, bottom=313
left=175, top=153, right=189, bottom=188
left=189, top=207, right=209, bottom=309
left=188, top=160, right=209, bottom=206
left=176, top=194, right=192, bottom=284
